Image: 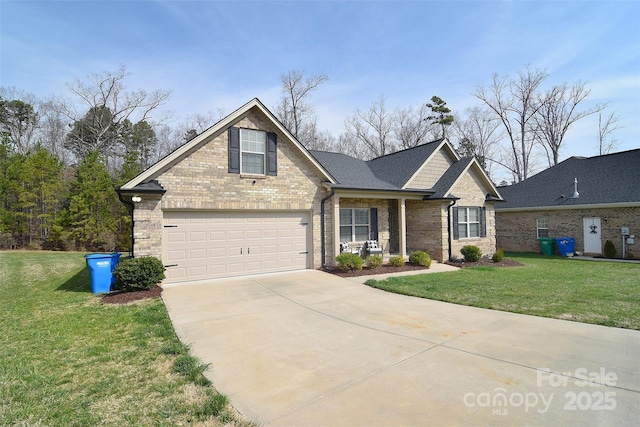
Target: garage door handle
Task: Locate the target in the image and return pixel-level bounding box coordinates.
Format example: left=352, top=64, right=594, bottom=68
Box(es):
left=299, top=251, right=308, bottom=254
left=164, top=264, right=178, bottom=268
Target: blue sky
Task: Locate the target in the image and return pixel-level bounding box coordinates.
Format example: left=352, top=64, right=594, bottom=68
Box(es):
left=1, top=0, right=639, bottom=175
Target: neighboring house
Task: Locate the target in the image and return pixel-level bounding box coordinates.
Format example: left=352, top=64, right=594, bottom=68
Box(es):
left=495, top=149, right=640, bottom=256
left=118, top=98, right=503, bottom=284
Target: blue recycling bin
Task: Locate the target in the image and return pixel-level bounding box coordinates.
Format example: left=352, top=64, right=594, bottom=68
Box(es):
left=85, top=253, right=121, bottom=293
left=555, top=238, right=575, bottom=257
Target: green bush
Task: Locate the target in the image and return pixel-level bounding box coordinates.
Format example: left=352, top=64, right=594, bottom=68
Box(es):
left=603, top=240, right=617, bottom=258
left=460, top=245, right=482, bottom=262
left=366, top=254, right=383, bottom=269
left=492, top=248, right=505, bottom=263
left=409, top=251, right=431, bottom=268
left=113, top=256, right=166, bottom=292
left=335, top=252, right=363, bottom=272
left=388, top=255, right=405, bottom=267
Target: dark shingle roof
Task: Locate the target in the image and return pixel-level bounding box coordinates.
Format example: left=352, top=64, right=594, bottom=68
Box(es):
left=308, top=151, right=399, bottom=190
left=497, top=149, right=640, bottom=209
left=309, top=140, right=446, bottom=192
left=428, top=157, right=475, bottom=199
left=366, top=139, right=444, bottom=188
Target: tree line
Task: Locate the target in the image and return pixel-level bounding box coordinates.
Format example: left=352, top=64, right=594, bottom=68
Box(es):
left=0, top=65, right=622, bottom=250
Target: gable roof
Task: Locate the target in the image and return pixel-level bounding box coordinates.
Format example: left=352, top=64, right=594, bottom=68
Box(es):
left=308, top=151, right=399, bottom=191
left=496, top=149, right=640, bottom=210
left=119, top=98, right=335, bottom=191
left=366, top=139, right=450, bottom=188
left=427, top=157, right=503, bottom=201
left=310, top=141, right=502, bottom=200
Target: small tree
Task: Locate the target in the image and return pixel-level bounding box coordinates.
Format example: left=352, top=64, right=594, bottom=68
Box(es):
left=426, top=96, right=454, bottom=139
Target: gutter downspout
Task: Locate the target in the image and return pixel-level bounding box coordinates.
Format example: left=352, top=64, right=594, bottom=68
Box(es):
left=320, top=187, right=335, bottom=268
left=447, top=199, right=457, bottom=261
left=116, top=189, right=135, bottom=258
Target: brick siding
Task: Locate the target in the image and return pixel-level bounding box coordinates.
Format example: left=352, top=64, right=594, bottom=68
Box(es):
left=133, top=107, right=329, bottom=268
left=496, top=206, right=640, bottom=256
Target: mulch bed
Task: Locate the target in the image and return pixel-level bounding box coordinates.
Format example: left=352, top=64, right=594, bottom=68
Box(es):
left=325, top=258, right=524, bottom=278
left=101, top=286, right=163, bottom=305
left=322, top=263, right=429, bottom=278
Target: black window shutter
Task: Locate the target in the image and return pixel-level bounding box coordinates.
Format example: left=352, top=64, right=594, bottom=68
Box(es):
left=266, top=132, right=277, bottom=176
left=452, top=207, right=459, bottom=240
left=480, top=207, right=487, bottom=237
left=370, top=208, right=379, bottom=241
left=228, top=127, right=240, bottom=174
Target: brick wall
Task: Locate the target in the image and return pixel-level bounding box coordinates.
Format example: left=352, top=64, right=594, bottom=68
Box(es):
left=449, top=169, right=497, bottom=260
left=406, top=200, right=448, bottom=262
left=133, top=107, right=329, bottom=268
left=496, top=206, right=640, bottom=256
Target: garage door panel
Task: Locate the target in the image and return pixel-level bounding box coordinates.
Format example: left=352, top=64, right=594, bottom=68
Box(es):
left=163, top=211, right=310, bottom=284
left=228, top=230, right=244, bottom=240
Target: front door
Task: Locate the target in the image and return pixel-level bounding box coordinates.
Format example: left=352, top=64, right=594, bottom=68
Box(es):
left=583, top=217, right=602, bottom=254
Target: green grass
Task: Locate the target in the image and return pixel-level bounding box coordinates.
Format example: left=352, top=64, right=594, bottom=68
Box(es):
left=365, top=252, right=640, bottom=330
left=0, top=251, right=250, bottom=427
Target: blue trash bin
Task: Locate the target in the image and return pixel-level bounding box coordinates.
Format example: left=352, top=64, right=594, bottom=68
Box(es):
left=85, top=253, right=121, bottom=293
left=555, top=238, right=575, bottom=257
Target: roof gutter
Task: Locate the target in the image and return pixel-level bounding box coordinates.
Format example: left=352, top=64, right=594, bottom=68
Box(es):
left=447, top=199, right=457, bottom=262
left=116, top=188, right=135, bottom=258
left=320, top=187, right=336, bottom=268
left=496, top=201, right=640, bottom=212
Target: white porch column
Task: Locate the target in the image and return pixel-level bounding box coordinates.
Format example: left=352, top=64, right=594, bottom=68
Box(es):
left=398, top=197, right=407, bottom=258
left=332, top=195, right=341, bottom=260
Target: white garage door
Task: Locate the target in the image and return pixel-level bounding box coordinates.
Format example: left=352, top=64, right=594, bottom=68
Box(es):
left=162, top=211, right=310, bottom=284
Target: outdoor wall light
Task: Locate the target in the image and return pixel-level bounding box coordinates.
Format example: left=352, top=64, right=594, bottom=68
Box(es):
left=131, top=196, right=142, bottom=203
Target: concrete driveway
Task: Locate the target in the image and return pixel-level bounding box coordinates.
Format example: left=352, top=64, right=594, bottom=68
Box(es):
left=162, top=269, right=640, bottom=426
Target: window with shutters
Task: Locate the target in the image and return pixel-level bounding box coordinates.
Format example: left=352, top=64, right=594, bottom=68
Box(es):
left=339, top=208, right=370, bottom=242
left=228, top=127, right=277, bottom=176
left=456, top=207, right=482, bottom=239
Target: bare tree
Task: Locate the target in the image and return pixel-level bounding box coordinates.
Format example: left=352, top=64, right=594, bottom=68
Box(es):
left=39, top=99, right=72, bottom=165
left=452, top=106, right=502, bottom=175
left=344, top=96, right=395, bottom=160
left=62, top=65, right=170, bottom=163
left=275, top=70, right=328, bottom=146
left=474, top=66, right=547, bottom=182
left=392, top=103, right=436, bottom=149
left=533, top=81, right=605, bottom=166
left=598, top=112, right=623, bottom=155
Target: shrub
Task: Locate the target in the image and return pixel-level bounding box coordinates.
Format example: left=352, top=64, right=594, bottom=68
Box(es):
left=409, top=251, right=431, bottom=268
left=366, top=254, right=383, bottom=269
left=492, top=248, right=505, bottom=263
left=335, top=252, right=363, bottom=272
left=113, top=256, right=166, bottom=292
left=460, top=245, right=482, bottom=262
left=388, top=255, right=404, bottom=267
left=603, top=240, right=617, bottom=258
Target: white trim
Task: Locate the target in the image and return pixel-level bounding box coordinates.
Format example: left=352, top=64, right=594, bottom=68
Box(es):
left=496, top=202, right=640, bottom=212
left=441, top=158, right=503, bottom=200
left=120, top=98, right=335, bottom=190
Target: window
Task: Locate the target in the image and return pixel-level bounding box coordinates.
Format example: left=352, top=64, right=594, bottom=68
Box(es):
left=228, top=127, right=277, bottom=176
left=240, top=129, right=266, bottom=175
left=340, top=208, right=370, bottom=242
left=537, top=218, right=549, bottom=238
left=457, top=207, right=480, bottom=239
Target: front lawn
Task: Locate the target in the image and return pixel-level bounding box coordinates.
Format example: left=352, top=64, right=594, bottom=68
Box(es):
left=0, top=251, right=249, bottom=426
left=365, top=252, right=640, bottom=330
